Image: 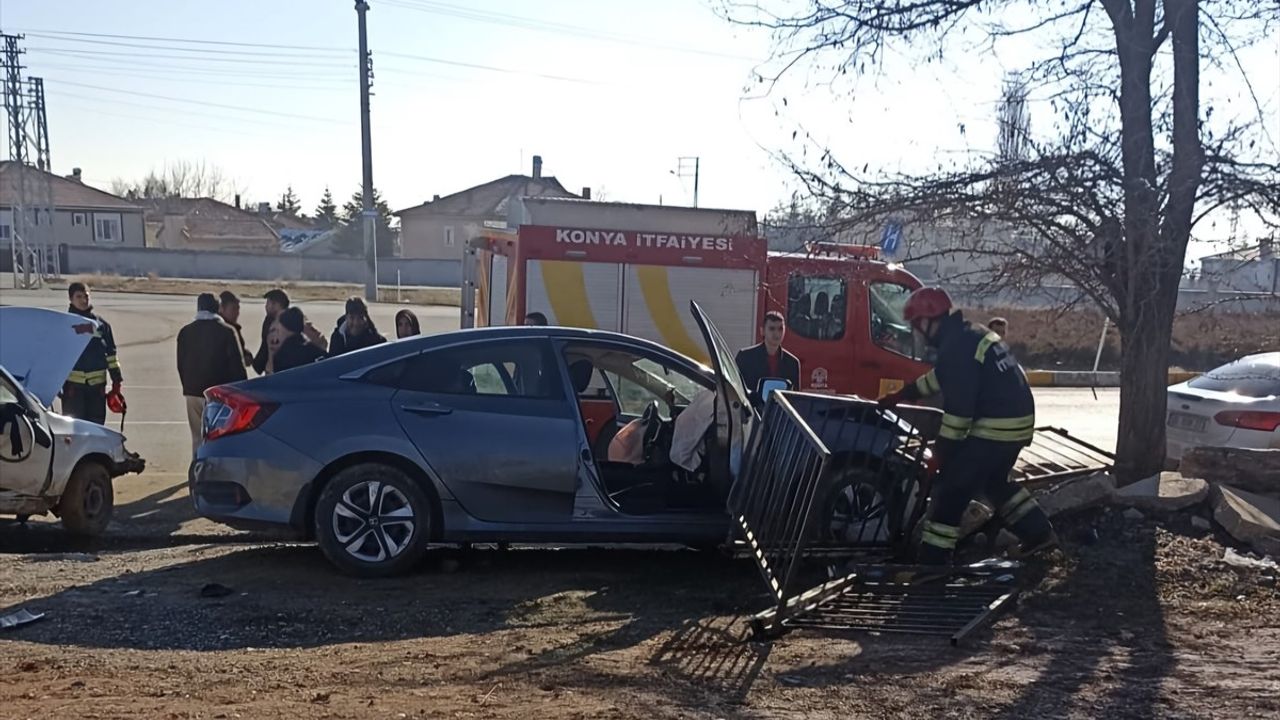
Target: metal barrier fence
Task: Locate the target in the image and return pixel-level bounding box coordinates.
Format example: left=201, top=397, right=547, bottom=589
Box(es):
left=728, top=391, right=941, bottom=630
left=1014, top=427, right=1115, bottom=486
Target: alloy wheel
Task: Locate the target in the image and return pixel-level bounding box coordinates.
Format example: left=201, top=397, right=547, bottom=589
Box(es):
left=331, top=480, right=417, bottom=563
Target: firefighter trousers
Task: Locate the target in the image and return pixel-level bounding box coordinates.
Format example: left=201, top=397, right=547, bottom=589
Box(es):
left=918, top=437, right=1052, bottom=565
left=62, top=383, right=107, bottom=425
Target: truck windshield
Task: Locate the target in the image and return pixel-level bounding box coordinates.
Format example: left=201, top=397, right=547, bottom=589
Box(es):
left=868, top=282, right=928, bottom=361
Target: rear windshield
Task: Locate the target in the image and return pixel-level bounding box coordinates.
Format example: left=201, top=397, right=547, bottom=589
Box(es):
left=1188, top=353, right=1280, bottom=398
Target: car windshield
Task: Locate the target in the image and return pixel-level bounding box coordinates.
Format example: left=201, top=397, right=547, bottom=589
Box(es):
left=1187, top=353, right=1280, bottom=398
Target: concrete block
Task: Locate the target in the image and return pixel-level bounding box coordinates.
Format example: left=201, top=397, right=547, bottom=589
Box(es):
left=1122, top=508, right=1145, bottom=522
left=1181, top=448, right=1280, bottom=497
left=1037, top=471, right=1116, bottom=517
left=1212, top=485, right=1280, bottom=558
left=1114, top=472, right=1210, bottom=513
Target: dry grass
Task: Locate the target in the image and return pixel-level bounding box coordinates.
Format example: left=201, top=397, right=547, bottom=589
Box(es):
left=971, top=305, right=1280, bottom=371
left=63, top=273, right=461, bottom=307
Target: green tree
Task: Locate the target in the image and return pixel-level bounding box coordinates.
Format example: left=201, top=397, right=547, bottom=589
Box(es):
left=314, top=186, right=339, bottom=227
left=334, top=186, right=397, bottom=257
left=276, top=185, right=302, bottom=215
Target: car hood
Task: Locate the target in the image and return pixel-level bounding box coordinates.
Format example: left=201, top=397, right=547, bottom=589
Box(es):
left=0, top=307, right=98, bottom=407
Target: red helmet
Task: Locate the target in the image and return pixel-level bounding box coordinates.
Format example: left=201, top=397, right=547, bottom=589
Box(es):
left=903, top=287, right=953, bottom=324
left=106, top=387, right=127, bottom=415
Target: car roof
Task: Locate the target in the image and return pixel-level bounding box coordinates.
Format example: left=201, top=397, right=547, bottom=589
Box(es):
left=245, top=324, right=712, bottom=387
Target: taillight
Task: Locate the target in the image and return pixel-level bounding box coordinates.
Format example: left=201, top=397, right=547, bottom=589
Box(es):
left=203, top=386, right=277, bottom=441
left=1214, top=410, right=1280, bottom=432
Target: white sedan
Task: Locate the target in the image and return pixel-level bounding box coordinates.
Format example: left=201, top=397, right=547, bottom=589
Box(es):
left=0, top=307, right=145, bottom=534
left=1166, top=351, right=1280, bottom=462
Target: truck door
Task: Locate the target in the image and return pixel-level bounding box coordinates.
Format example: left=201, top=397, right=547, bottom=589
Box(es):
left=863, top=280, right=932, bottom=396
left=0, top=369, right=55, bottom=497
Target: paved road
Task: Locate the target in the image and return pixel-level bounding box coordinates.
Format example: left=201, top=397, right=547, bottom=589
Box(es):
left=0, top=286, right=1119, bottom=546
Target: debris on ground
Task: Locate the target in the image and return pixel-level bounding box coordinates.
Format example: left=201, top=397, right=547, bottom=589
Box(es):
left=1221, top=548, right=1279, bottom=571
left=1114, top=471, right=1209, bottom=512
left=1191, top=516, right=1213, bottom=531
left=1037, top=471, right=1116, bottom=516
left=1212, top=485, right=1280, bottom=557
left=0, top=608, right=45, bottom=630
left=199, top=582, right=235, bottom=598
left=1122, top=508, right=1145, bottom=522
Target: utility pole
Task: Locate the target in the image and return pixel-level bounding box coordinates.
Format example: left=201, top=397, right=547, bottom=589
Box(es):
left=674, top=156, right=700, bottom=208
left=355, top=0, right=377, bottom=301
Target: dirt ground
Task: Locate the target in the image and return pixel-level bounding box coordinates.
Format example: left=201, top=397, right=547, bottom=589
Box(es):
left=2, top=509, right=1277, bottom=719
left=63, top=274, right=462, bottom=307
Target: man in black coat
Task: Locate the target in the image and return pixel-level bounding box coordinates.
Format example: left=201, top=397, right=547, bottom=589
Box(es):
left=177, top=293, right=248, bottom=453
left=252, top=288, right=290, bottom=375
left=735, top=310, right=801, bottom=408
left=328, top=297, right=387, bottom=357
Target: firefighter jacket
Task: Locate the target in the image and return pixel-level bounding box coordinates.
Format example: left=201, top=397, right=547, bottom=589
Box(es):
left=900, top=310, right=1035, bottom=454
left=66, top=305, right=122, bottom=388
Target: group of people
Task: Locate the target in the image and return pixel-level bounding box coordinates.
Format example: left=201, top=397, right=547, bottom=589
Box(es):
left=172, top=288, right=424, bottom=452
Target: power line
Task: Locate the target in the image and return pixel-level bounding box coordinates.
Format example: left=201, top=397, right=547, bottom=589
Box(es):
left=21, top=32, right=351, bottom=59
left=8, top=27, right=346, bottom=53
left=40, top=65, right=353, bottom=93
left=51, top=80, right=349, bottom=124
left=28, top=46, right=355, bottom=68
left=16, top=27, right=599, bottom=83
left=381, top=0, right=756, bottom=62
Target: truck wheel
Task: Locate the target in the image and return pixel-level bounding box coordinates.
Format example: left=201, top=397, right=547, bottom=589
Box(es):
left=314, top=464, right=434, bottom=577
left=59, top=461, right=114, bottom=536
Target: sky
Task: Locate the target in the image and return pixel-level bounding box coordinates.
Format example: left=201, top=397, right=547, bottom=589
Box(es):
left=1, top=0, right=1276, bottom=260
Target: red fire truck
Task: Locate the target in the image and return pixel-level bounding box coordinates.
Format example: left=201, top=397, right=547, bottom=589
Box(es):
left=462, top=197, right=929, bottom=398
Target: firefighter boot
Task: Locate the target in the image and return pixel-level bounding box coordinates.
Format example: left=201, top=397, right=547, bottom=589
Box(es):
left=997, top=488, right=1056, bottom=559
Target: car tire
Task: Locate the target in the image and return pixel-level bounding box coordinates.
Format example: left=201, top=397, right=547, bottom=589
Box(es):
left=314, top=464, right=434, bottom=577
left=59, top=461, right=114, bottom=536
left=819, top=467, right=897, bottom=546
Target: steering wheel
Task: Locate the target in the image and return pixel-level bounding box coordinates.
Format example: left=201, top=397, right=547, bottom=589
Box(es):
left=640, top=400, right=663, bottom=463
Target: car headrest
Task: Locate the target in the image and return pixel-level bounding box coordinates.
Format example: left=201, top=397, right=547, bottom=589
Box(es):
left=568, top=359, right=594, bottom=394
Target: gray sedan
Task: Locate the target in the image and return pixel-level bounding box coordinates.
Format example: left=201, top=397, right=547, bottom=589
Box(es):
left=192, top=305, right=768, bottom=576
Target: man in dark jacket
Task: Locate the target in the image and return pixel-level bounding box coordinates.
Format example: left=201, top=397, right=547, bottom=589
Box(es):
left=735, top=311, right=800, bottom=407
left=328, top=296, right=386, bottom=357
left=273, top=307, right=327, bottom=373
left=219, top=291, right=254, bottom=368
left=879, top=287, right=1054, bottom=565
left=252, top=288, right=290, bottom=375
left=177, top=293, right=248, bottom=453
left=63, top=282, right=122, bottom=424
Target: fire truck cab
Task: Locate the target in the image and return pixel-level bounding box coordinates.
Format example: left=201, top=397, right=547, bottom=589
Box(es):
left=461, top=197, right=929, bottom=398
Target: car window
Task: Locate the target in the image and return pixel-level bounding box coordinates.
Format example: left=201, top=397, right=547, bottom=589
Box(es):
left=1188, top=353, right=1280, bottom=398
left=869, top=282, right=929, bottom=362
left=564, top=345, right=710, bottom=419
left=402, top=340, right=557, bottom=398
left=787, top=274, right=847, bottom=340
left=0, top=375, right=20, bottom=405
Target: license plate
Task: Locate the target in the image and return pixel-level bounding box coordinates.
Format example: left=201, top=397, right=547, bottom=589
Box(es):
left=1167, top=411, right=1207, bottom=432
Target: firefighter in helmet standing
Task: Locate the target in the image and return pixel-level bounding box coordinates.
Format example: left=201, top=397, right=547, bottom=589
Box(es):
left=879, top=287, right=1055, bottom=564
left=63, top=282, right=123, bottom=425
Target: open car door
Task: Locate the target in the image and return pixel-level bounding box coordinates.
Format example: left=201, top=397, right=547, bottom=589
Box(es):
left=688, top=301, right=754, bottom=487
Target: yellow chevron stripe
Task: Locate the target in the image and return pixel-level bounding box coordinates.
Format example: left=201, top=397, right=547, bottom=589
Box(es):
left=634, top=265, right=707, bottom=362
left=539, top=261, right=598, bottom=329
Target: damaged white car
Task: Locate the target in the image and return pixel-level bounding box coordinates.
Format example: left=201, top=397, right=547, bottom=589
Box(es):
left=0, top=307, right=145, bottom=535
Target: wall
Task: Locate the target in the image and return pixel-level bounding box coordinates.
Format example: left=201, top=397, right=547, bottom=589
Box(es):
left=941, top=281, right=1280, bottom=314
left=61, top=245, right=461, bottom=287
left=399, top=212, right=485, bottom=260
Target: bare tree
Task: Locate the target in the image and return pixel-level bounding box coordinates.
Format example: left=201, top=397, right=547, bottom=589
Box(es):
left=725, top=0, right=1280, bottom=480
left=111, top=160, right=238, bottom=202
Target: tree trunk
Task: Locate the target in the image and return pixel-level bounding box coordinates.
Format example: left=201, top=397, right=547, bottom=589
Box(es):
left=1114, top=295, right=1176, bottom=482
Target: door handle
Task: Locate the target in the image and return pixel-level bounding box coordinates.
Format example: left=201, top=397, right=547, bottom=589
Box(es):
left=401, top=403, right=453, bottom=416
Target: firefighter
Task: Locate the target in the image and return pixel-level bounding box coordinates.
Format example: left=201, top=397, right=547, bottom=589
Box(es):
left=63, top=282, right=122, bottom=425
left=878, top=287, right=1055, bottom=565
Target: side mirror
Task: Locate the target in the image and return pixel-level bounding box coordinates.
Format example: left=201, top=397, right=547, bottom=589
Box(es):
left=757, top=377, right=792, bottom=402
